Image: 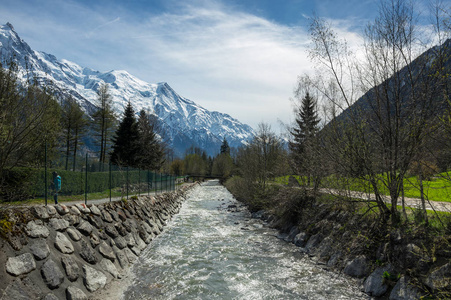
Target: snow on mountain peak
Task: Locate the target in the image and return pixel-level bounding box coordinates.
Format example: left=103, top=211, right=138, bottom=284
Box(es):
left=0, top=22, right=254, bottom=156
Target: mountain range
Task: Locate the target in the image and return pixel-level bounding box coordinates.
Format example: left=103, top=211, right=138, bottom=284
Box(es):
left=0, top=22, right=254, bottom=157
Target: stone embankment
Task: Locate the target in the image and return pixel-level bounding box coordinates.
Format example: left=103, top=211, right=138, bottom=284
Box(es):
left=252, top=207, right=451, bottom=300
left=0, top=184, right=197, bottom=300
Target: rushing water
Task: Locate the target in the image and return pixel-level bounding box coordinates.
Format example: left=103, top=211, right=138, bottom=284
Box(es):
left=122, top=180, right=369, bottom=300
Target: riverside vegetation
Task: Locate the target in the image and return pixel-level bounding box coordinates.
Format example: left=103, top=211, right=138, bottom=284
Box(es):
left=225, top=177, right=451, bottom=299
left=223, top=0, right=451, bottom=298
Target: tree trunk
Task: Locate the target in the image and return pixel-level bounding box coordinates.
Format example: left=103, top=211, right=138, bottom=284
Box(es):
left=419, top=166, right=428, bottom=225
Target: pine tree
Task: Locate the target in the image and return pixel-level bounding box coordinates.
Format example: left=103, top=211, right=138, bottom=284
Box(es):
left=110, top=102, right=139, bottom=167
left=136, top=109, right=164, bottom=170
left=220, top=138, right=230, bottom=155
left=289, top=92, right=320, bottom=185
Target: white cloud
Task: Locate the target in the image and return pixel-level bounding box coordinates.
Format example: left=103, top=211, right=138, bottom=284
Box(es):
left=0, top=0, right=377, bottom=131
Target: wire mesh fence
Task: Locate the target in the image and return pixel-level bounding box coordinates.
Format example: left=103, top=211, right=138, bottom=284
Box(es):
left=29, top=153, right=179, bottom=206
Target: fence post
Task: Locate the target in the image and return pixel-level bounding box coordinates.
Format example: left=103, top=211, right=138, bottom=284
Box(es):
left=44, top=141, right=48, bottom=206
left=109, top=161, right=112, bottom=202
left=85, top=153, right=88, bottom=205
left=126, top=166, right=129, bottom=200
left=147, top=170, right=150, bottom=196
left=138, top=168, right=141, bottom=196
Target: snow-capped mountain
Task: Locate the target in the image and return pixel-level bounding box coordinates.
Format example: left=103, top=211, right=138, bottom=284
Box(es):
left=0, top=22, right=254, bottom=156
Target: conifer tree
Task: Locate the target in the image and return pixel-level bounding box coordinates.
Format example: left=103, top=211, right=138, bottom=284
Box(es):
left=289, top=92, right=320, bottom=186
left=220, top=137, right=230, bottom=155
left=136, top=109, right=164, bottom=170
left=110, top=102, right=139, bottom=167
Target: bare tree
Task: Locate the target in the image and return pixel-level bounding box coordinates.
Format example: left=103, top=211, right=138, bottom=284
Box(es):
left=92, top=83, right=116, bottom=166
left=306, top=0, right=447, bottom=223
left=61, top=95, right=87, bottom=170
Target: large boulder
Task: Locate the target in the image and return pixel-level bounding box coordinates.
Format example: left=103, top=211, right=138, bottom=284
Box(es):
left=41, top=259, right=65, bottom=289
left=98, top=241, right=116, bottom=261
left=294, top=232, right=309, bottom=247
left=389, top=276, right=422, bottom=300
left=29, top=238, right=50, bottom=260
left=363, top=264, right=394, bottom=297
left=49, top=218, right=69, bottom=231
left=80, top=241, right=98, bottom=264
left=32, top=206, right=49, bottom=219
left=99, top=258, right=119, bottom=278
left=2, top=278, right=43, bottom=299
left=83, top=265, right=107, bottom=292
left=55, top=204, right=70, bottom=215
left=54, top=232, right=74, bottom=254
left=343, top=255, right=371, bottom=278
left=66, top=228, right=82, bottom=241
left=66, top=286, right=87, bottom=300
left=425, top=263, right=451, bottom=291
left=61, top=256, right=80, bottom=282
left=6, top=253, right=36, bottom=276
left=25, top=220, right=50, bottom=238
left=77, top=220, right=93, bottom=236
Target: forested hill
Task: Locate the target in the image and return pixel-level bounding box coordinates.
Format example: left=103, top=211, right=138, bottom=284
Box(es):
left=333, top=38, right=451, bottom=127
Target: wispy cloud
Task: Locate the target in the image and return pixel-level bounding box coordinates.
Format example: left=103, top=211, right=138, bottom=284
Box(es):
left=0, top=0, right=378, bottom=130
left=85, top=17, right=121, bottom=38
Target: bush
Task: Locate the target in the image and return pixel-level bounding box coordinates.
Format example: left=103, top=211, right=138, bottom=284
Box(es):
left=0, top=167, right=39, bottom=202
left=224, top=176, right=281, bottom=212
left=408, top=161, right=440, bottom=181
left=271, top=187, right=315, bottom=229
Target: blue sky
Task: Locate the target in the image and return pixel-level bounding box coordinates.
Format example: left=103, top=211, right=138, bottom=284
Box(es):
left=0, top=0, right=448, bottom=131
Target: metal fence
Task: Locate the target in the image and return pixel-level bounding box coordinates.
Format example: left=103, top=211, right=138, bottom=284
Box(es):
left=38, top=152, right=178, bottom=206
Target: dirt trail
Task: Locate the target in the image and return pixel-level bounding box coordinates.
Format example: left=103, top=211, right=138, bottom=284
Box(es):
left=320, top=188, right=451, bottom=212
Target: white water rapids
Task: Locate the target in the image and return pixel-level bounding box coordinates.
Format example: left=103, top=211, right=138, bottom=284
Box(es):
left=121, top=180, right=370, bottom=299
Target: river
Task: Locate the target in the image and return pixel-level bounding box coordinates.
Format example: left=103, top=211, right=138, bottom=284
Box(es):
left=121, top=180, right=369, bottom=299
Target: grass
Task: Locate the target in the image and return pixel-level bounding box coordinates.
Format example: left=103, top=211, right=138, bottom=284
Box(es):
left=275, top=172, right=451, bottom=203
left=0, top=182, right=184, bottom=206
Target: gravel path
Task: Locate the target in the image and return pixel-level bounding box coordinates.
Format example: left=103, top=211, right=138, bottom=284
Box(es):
left=320, top=188, right=451, bottom=212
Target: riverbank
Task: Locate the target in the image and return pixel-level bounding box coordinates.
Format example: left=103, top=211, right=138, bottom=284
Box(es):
left=0, top=183, right=198, bottom=300
left=119, top=180, right=369, bottom=299
left=224, top=181, right=451, bottom=299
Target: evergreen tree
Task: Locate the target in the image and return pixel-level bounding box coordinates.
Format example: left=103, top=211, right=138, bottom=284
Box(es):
left=220, top=137, right=230, bottom=155
left=110, top=102, right=139, bottom=167
left=289, top=92, right=320, bottom=185
left=136, top=109, right=164, bottom=170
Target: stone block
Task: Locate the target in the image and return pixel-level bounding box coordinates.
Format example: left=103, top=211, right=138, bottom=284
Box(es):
left=6, top=253, right=36, bottom=276
left=61, top=256, right=80, bottom=282
left=83, top=265, right=107, bottom=292
left=54, top=232, right=74, bottom=254
left=25, top=220, right=50, bottom=238
left=29, top=238, right=50, bottom=260
left=41, top=259, right=65, bottom=289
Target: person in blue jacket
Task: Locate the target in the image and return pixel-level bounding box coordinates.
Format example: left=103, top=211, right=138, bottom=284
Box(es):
left=52, top=171, right=61, bottom=204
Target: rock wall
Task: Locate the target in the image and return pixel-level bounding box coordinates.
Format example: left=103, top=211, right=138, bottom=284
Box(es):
left=0, top=184, right=197, bottom=300
left=253, top=207, right=445, bottom=299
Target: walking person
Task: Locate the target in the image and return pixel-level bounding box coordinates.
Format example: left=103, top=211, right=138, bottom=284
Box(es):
left=52, top=171, right=61, bottom=204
